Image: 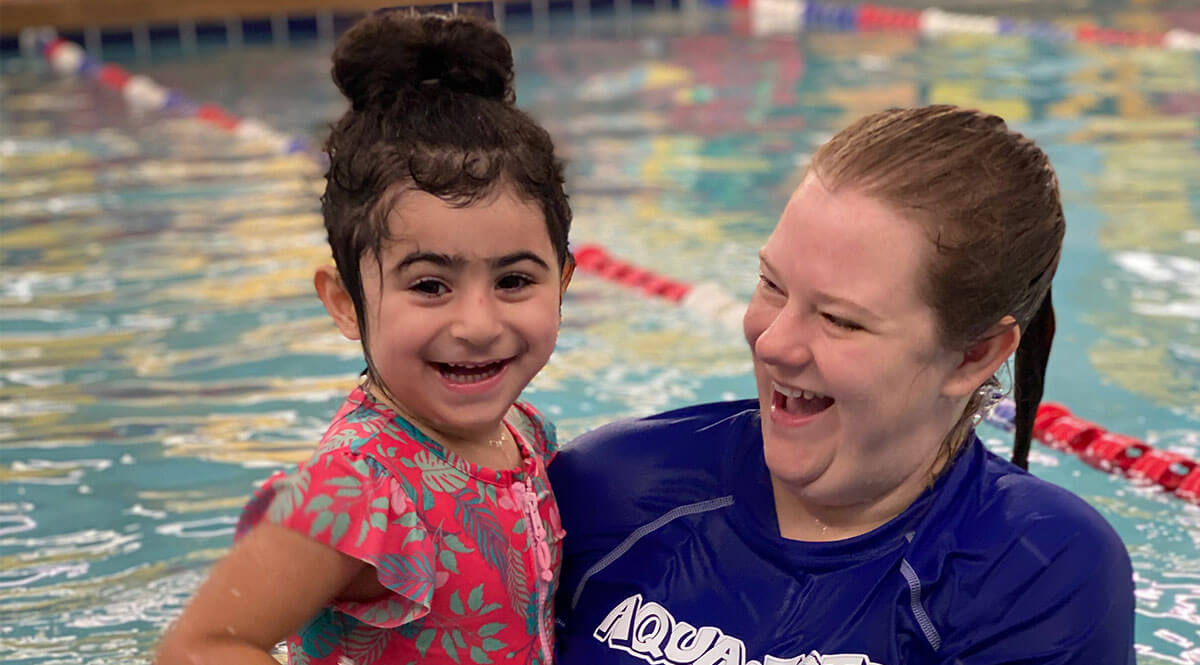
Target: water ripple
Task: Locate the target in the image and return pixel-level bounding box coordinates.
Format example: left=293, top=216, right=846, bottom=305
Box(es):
left=1, top=7, right=1197, bottom=664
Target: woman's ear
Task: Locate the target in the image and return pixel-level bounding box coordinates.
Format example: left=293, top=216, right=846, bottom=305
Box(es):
left=559, top=255, right=575, bottom=300
left=314, top=264, right=361, bottom=341
left=941, top=316, right=1021, bottom=399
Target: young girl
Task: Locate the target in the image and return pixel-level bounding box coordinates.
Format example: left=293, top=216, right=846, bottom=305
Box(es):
left=156, top=12, right=573, bottom=665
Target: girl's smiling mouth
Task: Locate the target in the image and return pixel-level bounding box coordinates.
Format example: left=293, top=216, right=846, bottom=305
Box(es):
left=434, top=358, right=513, bottom=389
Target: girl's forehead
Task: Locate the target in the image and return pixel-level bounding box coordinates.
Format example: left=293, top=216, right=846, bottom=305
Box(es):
left=379, top=190, right=554, bottom=258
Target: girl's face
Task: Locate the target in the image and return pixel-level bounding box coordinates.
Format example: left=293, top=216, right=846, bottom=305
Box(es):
left=325, top=186, right=569, bottom=445
left=743, top=175, right=967, bottom=509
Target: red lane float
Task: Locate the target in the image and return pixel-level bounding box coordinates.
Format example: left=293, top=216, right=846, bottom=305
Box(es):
left=1035, top=402, right=1198, bottom=504
left=574, top=244, right=692, bottom=303
left=1129, top=450, right=1197, bottom=493
left=1082, top=433, right=1151, bottom=475
left=196, top=103, right=241, bottom=131
left=856, top=4, right=920, bottom=30
left=1038, top=413, right=1105, bottom=454
left=1177, top=469, right=1200, bottom=503
left=1076, top=24, right=1166, bottom=48
left=96, top=64, right=132, bottom=90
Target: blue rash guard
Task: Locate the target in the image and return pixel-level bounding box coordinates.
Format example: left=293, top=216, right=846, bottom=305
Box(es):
left=549, top=400, right=1134, bottom=665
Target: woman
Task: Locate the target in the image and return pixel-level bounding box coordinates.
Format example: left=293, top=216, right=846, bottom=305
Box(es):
left=549, top=106, right=1134, bottom=664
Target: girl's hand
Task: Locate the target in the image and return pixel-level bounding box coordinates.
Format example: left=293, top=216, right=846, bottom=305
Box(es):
left=154, top=522, right=368, bottom=665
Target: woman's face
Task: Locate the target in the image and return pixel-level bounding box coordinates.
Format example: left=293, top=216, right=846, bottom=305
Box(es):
left=743, top=175, right=966, bottom=509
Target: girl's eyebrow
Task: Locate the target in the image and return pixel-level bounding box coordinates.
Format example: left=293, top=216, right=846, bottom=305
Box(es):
left=395, top=251, right=551, bottom=272
left=395, top=251, right=459, bottom=272
left=492, top=251, right=550, bottom=271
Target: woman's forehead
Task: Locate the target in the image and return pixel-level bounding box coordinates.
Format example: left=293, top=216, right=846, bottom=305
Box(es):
left=764, top=179, right=931, bottom=309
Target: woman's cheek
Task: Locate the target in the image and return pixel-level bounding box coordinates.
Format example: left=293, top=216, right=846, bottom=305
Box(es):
left=743, top=298, right=770, bottom=350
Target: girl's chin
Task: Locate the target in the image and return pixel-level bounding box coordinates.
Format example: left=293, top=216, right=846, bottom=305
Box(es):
left=428, top=410, right=513, bottom=440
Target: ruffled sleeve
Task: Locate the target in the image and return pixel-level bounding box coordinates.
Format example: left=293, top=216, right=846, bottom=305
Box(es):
left=510, top=402, right=559, bottom=465
left=236, top=448, right=436, bottom=628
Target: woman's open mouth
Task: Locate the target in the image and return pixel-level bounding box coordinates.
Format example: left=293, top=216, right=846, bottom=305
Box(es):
left=771, top=382, right=835, bottom=420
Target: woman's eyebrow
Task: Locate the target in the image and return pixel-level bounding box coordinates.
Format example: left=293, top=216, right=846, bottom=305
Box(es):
left=758, top=250, right=882, bottom=322
left=814, top=292, right=882, bottom=322
left=758, top=250, right=779, bottom=273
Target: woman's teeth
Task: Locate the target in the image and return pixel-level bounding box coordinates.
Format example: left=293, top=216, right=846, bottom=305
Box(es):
left=773, top=383, right=829, bottom=401
left=772, top=382, right=836, bottom=416
left=438, top=360, right=505, bottom=384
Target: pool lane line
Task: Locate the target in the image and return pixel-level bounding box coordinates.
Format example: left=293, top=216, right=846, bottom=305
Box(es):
left=41, top=36, right=315, bottom=157
left=38, top=34, right=1199, bottom=503
left=743, top=0, right=1200, bottom=50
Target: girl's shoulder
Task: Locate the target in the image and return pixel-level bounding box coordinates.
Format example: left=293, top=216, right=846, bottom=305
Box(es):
left=507, top=401, right=559, bottom=464
left=312, top=386, right=441, bottom=459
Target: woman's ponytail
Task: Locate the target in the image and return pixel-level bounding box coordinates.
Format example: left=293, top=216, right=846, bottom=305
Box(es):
left=1011, top=288, right=1056, bottom=470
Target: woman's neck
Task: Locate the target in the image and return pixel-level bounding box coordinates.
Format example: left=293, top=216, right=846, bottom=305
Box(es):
left=770, top=449, right=947, bottom=543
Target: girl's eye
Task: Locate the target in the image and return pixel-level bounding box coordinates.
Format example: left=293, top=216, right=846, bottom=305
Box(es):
left=822, top=312, right=863, bottom=332
left=758, top=274, right=781, bottom=293
left=497, top=273, right=533, bottom=291
left=411, top=279, right=448, bottom=297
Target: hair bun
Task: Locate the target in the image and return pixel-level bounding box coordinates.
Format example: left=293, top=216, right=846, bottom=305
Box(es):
left=332, top=13, right=514, bottom=110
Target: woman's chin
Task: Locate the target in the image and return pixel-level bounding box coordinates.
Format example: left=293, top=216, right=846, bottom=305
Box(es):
left=763, top=446, right=827, bottom=492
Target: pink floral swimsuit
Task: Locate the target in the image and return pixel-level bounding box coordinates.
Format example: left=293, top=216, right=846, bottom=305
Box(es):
left=236, top=387, right=564, bottom=665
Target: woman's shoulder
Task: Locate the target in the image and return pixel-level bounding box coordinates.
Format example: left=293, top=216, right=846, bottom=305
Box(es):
left=915, top=444, right=1135, bottom=658
left=548, top=400, right=760, bottom=522
left=975, top=448, right=1125, bottom=551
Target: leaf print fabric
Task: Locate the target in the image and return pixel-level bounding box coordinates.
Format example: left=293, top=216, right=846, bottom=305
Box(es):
left=235, top=387, right=564, bottom=665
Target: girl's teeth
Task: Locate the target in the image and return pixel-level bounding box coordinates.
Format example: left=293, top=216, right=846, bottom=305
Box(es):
left=440, top=361, right=505, bottom=384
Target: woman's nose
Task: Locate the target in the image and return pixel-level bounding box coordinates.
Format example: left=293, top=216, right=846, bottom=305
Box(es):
left=751, top=307, right=814, bottom=369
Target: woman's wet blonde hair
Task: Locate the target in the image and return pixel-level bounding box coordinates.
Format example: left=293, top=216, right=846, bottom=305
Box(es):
left=809, top=105, right=1064, bottom=470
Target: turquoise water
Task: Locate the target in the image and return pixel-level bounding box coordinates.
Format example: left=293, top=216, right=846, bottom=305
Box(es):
left=2, top=6, right=1198, bottom=663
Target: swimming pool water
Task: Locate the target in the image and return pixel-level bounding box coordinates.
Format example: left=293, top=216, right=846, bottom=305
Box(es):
left=2, top=5, right=1198, bottom=663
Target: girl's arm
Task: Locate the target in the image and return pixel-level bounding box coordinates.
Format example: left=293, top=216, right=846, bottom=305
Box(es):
left=155, top=522, right=367, bottom=665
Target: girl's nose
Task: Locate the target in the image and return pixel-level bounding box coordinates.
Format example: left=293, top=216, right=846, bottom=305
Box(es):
left=450, top=292, right=504, bottom=348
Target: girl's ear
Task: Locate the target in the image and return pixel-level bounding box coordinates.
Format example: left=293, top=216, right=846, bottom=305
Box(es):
left=941, top=316, right=1021, bottom=399
left=559, top=255, right=575, bottom=300
left=314, top=264, right=361, bottom=341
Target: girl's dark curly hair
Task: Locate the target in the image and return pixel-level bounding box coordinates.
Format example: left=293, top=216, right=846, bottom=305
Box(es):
left=321, top=12, right=572, bottom=388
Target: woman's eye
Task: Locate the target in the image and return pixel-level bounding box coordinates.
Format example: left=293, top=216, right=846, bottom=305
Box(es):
left=411, top=279, right=448, bottom=296
left=497, top=273, right=533, bottom=291
left=822, top=313, right=863, bottom=332
left=758, top=274, right=781, bottom=293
